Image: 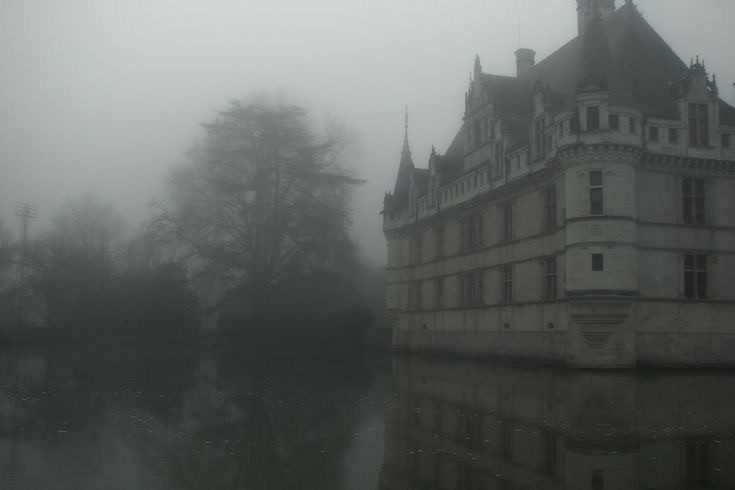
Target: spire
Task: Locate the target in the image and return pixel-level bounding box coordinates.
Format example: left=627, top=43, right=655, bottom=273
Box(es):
left=474, top=54, right=482, bottom=80
left=401, top=106, right=411, bottom=159
left=392, top=107, right=414, bottom=205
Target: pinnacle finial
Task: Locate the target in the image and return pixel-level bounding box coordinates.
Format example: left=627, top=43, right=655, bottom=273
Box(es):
left=404, top=106, right=408, bottom=142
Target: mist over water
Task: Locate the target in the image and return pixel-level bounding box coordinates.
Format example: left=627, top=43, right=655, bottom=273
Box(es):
left=2, top=347, right=735, bottom=489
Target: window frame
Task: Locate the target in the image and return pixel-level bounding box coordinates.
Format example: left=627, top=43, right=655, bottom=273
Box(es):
left=609, top=114, right=619, bottom=130
left=543, top=257, right=558, bottom=300
left=501, top=266, right=514, bottom=304
left=682, top=177, right=706, bottom=225
left=586, top=106, right=600, bottom=131
left=688, top=103, right=710, bottom=147
left=649, top=125, right=659, bottom=142
left=592, top=254, right=604, bottom=272
left=684, top=254, right=708, bottom=300
left=543, top=185, right=557, bottom=231
left=589, top=171, right=604, bottom=216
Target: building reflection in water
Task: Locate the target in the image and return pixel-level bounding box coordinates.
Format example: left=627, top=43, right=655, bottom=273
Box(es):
left=379, top=356, right=735, bottom=490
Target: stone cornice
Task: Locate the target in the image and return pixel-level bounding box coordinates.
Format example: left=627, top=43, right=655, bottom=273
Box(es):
left=557, top=143, right=642, bottom=165
left=641, top=152, right=735, bottom=173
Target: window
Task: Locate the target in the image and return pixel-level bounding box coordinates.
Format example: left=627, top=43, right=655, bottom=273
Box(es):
left=589, top=171, right=603, bottom=215
left=534, top=118, right=545, bottom=159
left=586, top=106, right=600, bottom=131
left=723, top=133, right=731, bottom=149
left=501, top=201, right=513, bottom=241
left=412, top=234, right=423, bottom=264
left=461, top=213, right=483, bottom=251
left=558, top=122, right=565, bottom=139
left=684, top=254, right=707, bottom=299
left=592, top=254, right=604, bottom=272
left=669, top=128, right=678, bottom=144
left=413, top=281, right=423, bottom=310
left=435, top=277, right=444, bottom=308
left=435, top=225, right=444, bottom=258
left=609, top=114, right=619, bottom=130
left=688, top=103, right=710, bottom=146
left=649, top=125, right=659, bottom=142
left=543, top=185, right=557, bottom=230
left=543, top=257, right=558, bottom=300
left=501, top=266, right=514, bottom=303
left=460, top=271, right=484, bottom=306
left=682, top=178, right=705, bottom=225
left=629, top=117, right=637, bottom=135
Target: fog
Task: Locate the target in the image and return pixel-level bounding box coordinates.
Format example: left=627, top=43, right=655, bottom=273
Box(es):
left=1, top=0, right=734, bottom=266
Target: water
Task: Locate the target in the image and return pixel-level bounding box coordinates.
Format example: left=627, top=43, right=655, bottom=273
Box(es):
left=1, top=346, right=734, bottom=489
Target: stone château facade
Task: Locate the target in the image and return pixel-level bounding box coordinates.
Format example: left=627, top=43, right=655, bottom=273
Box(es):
left=382, top=0, right=735, bottom=368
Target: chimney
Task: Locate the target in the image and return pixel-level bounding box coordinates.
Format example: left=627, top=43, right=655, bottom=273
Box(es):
left=577, top=0, right=615, bottom=36
left=515, top=49, right=536, bottom=77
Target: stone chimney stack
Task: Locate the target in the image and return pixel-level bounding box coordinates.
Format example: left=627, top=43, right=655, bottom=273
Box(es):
left=577, top=0, right=615, bottom=36
left=515, top=48, right=536, bottom=77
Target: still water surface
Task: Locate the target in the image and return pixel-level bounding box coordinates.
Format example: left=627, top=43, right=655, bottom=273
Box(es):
left=1, top=346, right=735, bottom=489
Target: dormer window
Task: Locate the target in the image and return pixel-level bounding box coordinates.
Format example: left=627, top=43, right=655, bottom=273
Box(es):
left=649, top=126, right=659, bottom=142
left=688, top=103, right=709, bottom=146
left=586, top=106, right=599, bottom=131
left=609, top=114, right=619, bottom=130
left=722, top=133, right=731, bottom=149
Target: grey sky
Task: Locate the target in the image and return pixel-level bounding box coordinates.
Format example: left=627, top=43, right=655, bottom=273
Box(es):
left=1, top=0, right=733, bottom=266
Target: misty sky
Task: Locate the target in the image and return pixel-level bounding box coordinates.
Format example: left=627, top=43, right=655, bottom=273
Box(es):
left=1, top=0, right=734, bottom=266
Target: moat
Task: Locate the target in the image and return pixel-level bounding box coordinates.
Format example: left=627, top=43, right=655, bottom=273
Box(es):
left=1, top=345, right=735, bottom=489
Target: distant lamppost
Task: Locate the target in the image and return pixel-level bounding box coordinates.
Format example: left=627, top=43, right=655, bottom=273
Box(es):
left=14, top=202, right=37, bottom=327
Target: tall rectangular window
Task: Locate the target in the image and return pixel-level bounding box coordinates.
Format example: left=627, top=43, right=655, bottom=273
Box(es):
left=682, top=178, right=705, bottom=225
left=501, top=266, right=514, bottom=303
left=586, top=106, right=600, bottom=131
left=669, top=128, right=678, bottom=144
left=413, top=281, right=423, bottom=310
left=412, top=234, right=422, bottom=265
left=609, top=114, right=619, bottom=130
left=649, top=125, right=659, bottom=142
left=722, top=133, right=731, bottom=149
left=543, top=257, right=558, bottom=300
left=435, top=225, right=444, bottom=258
left=460, top=271, right=484, bottom=306
left=502, top=201, right=514, bottom=241
left=558, top=122, right=565, bottom=139
left=543, top=185, right=557, bottom=231
left=589, top=171, right=603, bottom=215
left=629, top=117, right=637, bottom=135
left=461, top=213, right=484, bottom=252
left=689, top=103, right=710, bottom=146
left=435, top=277, right=444, bottom=308
left=592, top=254, right=604, bottom=272
left=684, top=254, right=707, bottom=299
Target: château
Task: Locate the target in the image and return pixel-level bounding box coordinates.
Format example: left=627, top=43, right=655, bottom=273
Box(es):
left=382, top=0, right=735, bottom=368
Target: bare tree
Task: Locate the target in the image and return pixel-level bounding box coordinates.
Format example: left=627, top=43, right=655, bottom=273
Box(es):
left=152, top=96, right=361, bottom=327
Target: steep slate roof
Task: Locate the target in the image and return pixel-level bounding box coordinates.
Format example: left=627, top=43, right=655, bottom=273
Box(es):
left=388, top=2, right=735, bottom=209
left=522, top=3, right=687, bottom=118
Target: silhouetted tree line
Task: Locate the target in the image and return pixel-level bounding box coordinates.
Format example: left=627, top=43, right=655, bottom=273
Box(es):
left=0, top=96, right=381, bottom=344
